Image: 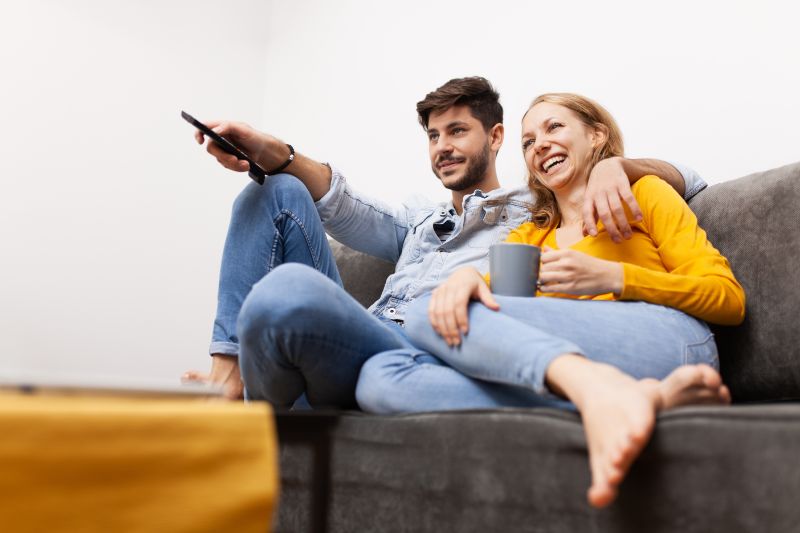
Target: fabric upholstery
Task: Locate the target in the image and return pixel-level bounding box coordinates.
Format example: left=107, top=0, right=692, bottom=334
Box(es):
left=275, top=405, right=800, bottom=533
left=330, top=240, right=395, bottom=309
left=689, top=161, right=800, bottom=401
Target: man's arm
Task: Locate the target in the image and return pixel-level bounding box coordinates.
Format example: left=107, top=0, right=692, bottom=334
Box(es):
left=195, top=120, right=332, bottom=200
left=583, top=157, right=689, bottom=242
left=620, top=158, right=685, bottom=196
left=195, top=119, right=413, bottom=263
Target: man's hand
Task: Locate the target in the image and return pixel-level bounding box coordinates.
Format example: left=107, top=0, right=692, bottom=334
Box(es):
left=582, top=157, right=643, bottom=243
left=193, top=120, right=291, bottom=175
left=539, top=246, right=623, bottom=296
left=183, top=354, right=244, bottom=401
left=428, top=267, right=500, bottom=347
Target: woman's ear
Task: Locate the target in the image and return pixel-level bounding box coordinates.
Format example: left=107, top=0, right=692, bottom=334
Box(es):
left=591, top=123, right=609, bottom=148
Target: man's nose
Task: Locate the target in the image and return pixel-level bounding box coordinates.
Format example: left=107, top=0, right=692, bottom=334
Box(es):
left=433, top=138, right=454, bottom=157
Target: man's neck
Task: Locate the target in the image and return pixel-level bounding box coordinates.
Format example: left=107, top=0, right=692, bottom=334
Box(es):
left=451, top=175, right=501, bottom=215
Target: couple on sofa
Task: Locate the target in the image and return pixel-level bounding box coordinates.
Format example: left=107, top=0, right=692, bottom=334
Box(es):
left=184, top=77, right=745, bottom=507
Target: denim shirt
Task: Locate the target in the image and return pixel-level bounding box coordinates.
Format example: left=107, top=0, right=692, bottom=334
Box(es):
left=316, top=163, right=706, bottom=323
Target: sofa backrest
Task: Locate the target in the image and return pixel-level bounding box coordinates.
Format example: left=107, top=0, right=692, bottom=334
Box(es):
left=330, top=241, right=395, bottom=308
left=332, top=161, right=800, bottom=403
left=689, top=161, right=800, bottom=401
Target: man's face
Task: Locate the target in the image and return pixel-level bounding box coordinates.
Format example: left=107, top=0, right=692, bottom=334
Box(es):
left=427, top=105, right=492, bottom=192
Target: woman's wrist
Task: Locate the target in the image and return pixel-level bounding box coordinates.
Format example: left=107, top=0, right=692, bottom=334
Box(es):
left=607, top=262, right=624, bottom=295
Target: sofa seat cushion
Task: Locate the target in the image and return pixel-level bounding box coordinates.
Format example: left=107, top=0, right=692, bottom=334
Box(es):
left=275, top=404, right=800, bottom=533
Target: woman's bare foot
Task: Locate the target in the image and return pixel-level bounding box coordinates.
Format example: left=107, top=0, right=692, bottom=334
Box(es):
left=547, top=357, right=729, bottom=508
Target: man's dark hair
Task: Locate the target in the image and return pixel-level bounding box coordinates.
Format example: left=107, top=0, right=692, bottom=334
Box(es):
left=416, top=76, right=503, bottom=132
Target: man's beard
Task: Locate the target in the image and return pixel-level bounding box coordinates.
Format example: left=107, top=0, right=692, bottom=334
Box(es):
left=434, top=143, right=490, bottom=192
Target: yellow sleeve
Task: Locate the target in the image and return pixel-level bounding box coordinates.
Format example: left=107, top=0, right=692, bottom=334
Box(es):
left=620, top=176, right=746, bottom=325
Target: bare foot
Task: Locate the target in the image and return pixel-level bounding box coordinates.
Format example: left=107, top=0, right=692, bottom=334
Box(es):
left=182, top=354, right=244, bottom=401
left=654, top=364, right=731, bottom=409
left=567, top=363, right=729, bottom=508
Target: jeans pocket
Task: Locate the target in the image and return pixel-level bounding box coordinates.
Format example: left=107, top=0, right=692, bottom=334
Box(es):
left=684, top=332, right=719, bottom=369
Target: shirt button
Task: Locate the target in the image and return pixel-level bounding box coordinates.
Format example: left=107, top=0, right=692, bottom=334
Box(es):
left=387, top=308, right=397, bottom=316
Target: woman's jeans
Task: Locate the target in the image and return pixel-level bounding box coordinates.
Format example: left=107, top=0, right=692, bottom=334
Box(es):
left=355, top=295, right=718, bottom=414
left=209, top=174, right=409, bottom=408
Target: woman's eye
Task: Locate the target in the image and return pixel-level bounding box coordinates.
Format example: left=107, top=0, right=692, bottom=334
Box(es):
left=522, top=139, right=535, bottom=150
left=548, top=122, right=562, bottom=132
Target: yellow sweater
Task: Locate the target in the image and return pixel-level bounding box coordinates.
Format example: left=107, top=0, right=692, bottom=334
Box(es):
left=504, top=175, right=745, bottom=325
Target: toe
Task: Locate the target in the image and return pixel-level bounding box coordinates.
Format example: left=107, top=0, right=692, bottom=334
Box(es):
left=698, top=364, right=722, bottom=389
left=719, top=384, right=732, bottom=404
left=182, top=371, right=207, bottom=382
left=588, top=482, right=617, bottom=508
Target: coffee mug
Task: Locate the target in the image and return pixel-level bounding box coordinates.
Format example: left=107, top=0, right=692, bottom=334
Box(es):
left=489, top=243, right=541, bottom=297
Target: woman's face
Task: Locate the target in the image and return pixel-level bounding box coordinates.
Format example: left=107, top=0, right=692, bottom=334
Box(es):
left=521, top=102, right=603, bottom=192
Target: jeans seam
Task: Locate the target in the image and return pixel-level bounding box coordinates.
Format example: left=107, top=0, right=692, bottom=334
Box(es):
left=683, top=332, right=716, bottom=365
left=270, top=209, right=322, bottom=272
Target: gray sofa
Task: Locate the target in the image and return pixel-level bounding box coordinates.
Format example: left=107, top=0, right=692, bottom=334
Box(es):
left=273, top=162, right=800, bottom=533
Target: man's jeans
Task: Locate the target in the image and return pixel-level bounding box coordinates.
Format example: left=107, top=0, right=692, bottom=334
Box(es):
left=209, top=174, right=409, bottom=408
left=356, top=295, right=718, bottom=414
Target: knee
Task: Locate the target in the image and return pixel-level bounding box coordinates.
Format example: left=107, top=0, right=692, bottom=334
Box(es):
left=237, top=263, right=328, bottom=339
left=231, top=173, right=312, bottom=219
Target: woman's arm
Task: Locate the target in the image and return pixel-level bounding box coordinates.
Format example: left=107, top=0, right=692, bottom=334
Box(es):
left=619, top=176, right=746, bottom=325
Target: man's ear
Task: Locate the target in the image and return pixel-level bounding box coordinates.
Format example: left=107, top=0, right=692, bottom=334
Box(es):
left=489, top=123, right=504, bottom=152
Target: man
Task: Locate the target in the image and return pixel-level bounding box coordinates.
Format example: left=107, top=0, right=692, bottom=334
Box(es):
left=185, top=77, right=705, bottom=407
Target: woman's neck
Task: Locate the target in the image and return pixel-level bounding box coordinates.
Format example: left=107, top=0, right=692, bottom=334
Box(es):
left=553, top=182, right=587, bottom=228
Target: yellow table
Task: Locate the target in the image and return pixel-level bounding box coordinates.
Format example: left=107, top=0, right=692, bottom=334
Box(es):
left=0, top=393, right=279, bottom=533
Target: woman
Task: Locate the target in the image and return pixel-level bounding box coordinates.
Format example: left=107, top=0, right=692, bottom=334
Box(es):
left=357, top=93, right=745, bottom=508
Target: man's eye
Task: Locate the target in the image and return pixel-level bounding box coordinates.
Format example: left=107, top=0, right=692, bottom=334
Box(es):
left=429, top=133, right=439, bottom=141
left=452, top=128, right=465, bottom=134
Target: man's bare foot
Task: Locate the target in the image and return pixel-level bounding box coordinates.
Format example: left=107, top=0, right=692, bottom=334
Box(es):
left=182, top=354, right=244, bottom=401
left=548, top=358, right=730, bottom=509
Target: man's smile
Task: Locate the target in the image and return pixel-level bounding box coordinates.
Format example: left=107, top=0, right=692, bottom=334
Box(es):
left=437, top=157, right=465, bottom=172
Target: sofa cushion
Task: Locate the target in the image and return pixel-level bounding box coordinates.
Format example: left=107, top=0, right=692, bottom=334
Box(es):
left=275, top=404, right=800, bottom=533
left=689, top=161, right=800, bottom=401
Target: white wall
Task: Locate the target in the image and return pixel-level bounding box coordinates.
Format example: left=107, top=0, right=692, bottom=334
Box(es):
left=1, top=0, right=798, bottom=383
left=1, top=1, right=271, bottom=382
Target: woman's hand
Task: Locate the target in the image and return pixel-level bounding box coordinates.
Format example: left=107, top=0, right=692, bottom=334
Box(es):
left=428, top=267, right=500, bottom=347
left=539, top=246, right=623, bottom=296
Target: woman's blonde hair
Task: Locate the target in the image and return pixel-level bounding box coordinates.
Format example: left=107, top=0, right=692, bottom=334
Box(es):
left=524, top=93, right=625, bottom=228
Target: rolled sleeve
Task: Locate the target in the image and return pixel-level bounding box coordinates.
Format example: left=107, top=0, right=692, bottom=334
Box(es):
left=315, top=166, right=348, bottom=224
left=667, top=160, right=708, bottom=201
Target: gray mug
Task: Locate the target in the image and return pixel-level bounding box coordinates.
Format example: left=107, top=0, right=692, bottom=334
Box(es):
left=489, top=243, right=541, bottom=297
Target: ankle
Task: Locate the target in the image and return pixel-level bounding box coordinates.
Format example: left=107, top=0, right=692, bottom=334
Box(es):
left=545, top=353, right=598, bottom=406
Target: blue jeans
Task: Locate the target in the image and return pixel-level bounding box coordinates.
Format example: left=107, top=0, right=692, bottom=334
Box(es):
left=356, top=295, right=718, bottom=414
left=209, top=174, right=409, bottom=408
